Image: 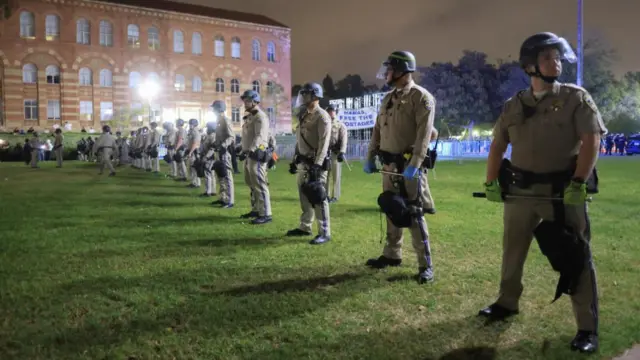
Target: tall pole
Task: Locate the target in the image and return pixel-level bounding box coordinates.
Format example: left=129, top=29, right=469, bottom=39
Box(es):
left=577, top=0, right=584, bottom=86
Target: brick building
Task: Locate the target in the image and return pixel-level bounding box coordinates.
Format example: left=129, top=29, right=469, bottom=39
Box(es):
left=0, top=0, right=292, bottom=133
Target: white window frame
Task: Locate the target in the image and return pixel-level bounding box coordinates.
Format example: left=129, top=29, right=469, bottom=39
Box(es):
left=192, top=32, right=202, bottom=55
left=252, top=39, right=261, bottom=61
left=20, top=11, right=35, bottom=38
left=214, top=35, right=225, bottom=57
left=230, top=79, right=240, bottom=94
left=148, top=27, right=160, bottom=50
left=231, top=107, right=240, bottom=123
left=45, top=14, right=60, bottom=40
left=80, top=101, right=93, bottom=120
left=99, top=20, right=113, bottom=47
left=46, top=65, right=60, bottom=84
left=99, top=69, right=112, bottom=87
left=267, top=41, right=276, bottom=62
left=129, top=71, right=142, bottom=88
left=192, top=76, right=202, bottom=92
left=22, top=64, right=37, bottom=84
left=175, top=74, right=185, bottom=92
left=100, top=102, right=113, bottom=121
left=79, top=68, right=92, bottom=86
left=128, top=24, right=140, bottom=48
left=252, top=80, right=261, bottom=94
left=76, top=18, right=90, bottom=45
left=215, top=78, right=225, bottom=93
left=173, top=30, right=184, bottom=53
left=231, top=37, right=241, bottom=59
left=47, top=100, right=61, bottom=120
left=24, top=99, right=38, bottom=120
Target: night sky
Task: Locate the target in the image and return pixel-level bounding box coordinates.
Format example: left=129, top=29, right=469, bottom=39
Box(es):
left=179, top=0, right=640, bottom=86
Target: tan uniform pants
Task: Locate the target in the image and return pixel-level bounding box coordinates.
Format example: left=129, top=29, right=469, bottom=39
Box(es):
left=100, top=148, right=115, bottom=174
left=297, top=164, right=331, bottom=236
left=497, top=196, right=598, bottom=332
left=168, top=149, right=177, bottom=177
left=30, top=149, right=38, bottom=168
left=54, top=147, right=63, bottom=167
left=420, top=170, right=435, bottom=210
left=177, top=150, right=188, bottom=179
left=203, top=158, right=217, bottom=195
left=381, top=164, right=433, bottom=268
left=188, top=153, right=201, bottom=187
left=325, top=153, right=342, bottom=200
left=244, top=158, right=271, bottom=217
left=216, top=152, right=234, bottom=204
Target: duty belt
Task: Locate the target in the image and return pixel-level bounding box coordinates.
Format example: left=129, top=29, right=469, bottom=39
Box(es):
left=503, top=163, right=572, bottom=189
left=378, top=150, right=411, bottom=172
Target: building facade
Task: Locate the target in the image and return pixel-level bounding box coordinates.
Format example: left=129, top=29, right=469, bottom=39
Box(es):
left=0, top=0, right=292, bottom=133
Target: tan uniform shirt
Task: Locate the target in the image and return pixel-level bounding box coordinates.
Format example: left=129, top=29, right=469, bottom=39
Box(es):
left=215, top=115, right=235, bottom=149
left=203, top=133, right=217, bottom=159
left=367, top=80, right=436, bottom=168
left=54, top=134, right=64, bottom=147
left=148, top=128, right=161, bottom=147
left=165, top=129, right=177, bottom=148
left=94, top=133, right=117, bottom=152
left=296, top=103, right=331, bottom=166
left=187, top=127, right=201, bottom=152
left=493, top=82, right=607, bottom=173
left=176, top=127, right=187, bottom=149
left=29, top=137, right=41, bottom=149
left=329, top=119, right=348, bottom=153
left=268, top=134, right=276, bottom=149
left=241, top=107, right=269, bottom=152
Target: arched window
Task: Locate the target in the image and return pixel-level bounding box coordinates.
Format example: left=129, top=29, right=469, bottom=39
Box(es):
left=267, top=41, right=276, bottom=62
left=45, top=15, right=59, bottom=40
left=192, top=32, right=202, bottom=55
left=99, top=20, right=113, bottom=46
left=148, top=27, right=159, bottom=50
left=20, top=11, right=35, bottom=38
left=230, top=79, right=240, bottom=93
left=192, top=76, right=202, bottom=92
left=45, top=65, right=60, bottom=84
left=99, top=69, right=112, bottom=87
left=173, top=30, right=184, bottom=53
left=252, top=39, right=261, bottom=61
left=175, top=74, right=185, bottom=91
left=252, top=80, right=261, bottom=94
left=231, top=37, right=241, bottom=59
left=129, top=71, right=142, bottom=88
left=215, top=78, right=225, bottom=93
left=127, top=24, right=140, bottom=48
left=79, top=67, right=92, bottom=86
left=22, top=64, right=37, bottom=83
left=214, top=35, right=225, bottom=57
left=76, top=18, right=90, bottom=44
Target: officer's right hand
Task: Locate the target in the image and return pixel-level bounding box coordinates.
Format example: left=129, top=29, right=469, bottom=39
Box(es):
left=288, top=162, right=297, bottom=174
left=484, top=180, right=503, bottom=202
left=363, top=160, right=376, bottom=174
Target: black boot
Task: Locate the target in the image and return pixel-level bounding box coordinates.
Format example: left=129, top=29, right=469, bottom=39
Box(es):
left=251, top=216, right=272, bottom=225
left=309, top=235, right=330, bottom=245
left=418, top=267, right=434, bottom=283
left=240, top=211, right=259, bottom=219
left=286, top=228, right=312, bottom=237
left=570, top=330, right=598, bottom=353
left=477, top=303, right=519, bottom=321
left=366, top=255, right=402, bottom=269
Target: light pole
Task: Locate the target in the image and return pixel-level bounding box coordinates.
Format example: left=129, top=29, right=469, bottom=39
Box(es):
left=577, top=0, right=584, bottom=86
left=138, top=80, right=160, bottom=125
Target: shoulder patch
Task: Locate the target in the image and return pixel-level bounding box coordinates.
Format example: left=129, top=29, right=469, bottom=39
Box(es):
left=583, top=93, right=599, bottom=113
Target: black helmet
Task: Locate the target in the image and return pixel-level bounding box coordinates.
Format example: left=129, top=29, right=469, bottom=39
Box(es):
left=240, top=90, right=261, bottom=103
left=150, top=121, right=158, bottom=128
left=176, top=118, right=185, bottom=127
left=376, top=51, right=417, bottom=84
left=300, top=83, right=323, bottom=98
left=211, top=100, right=226, bottom=113
left=102, top=125, right=111, bottom=133
left=519, top=32, right=577, bottom=82
left=189, top=118, right=199, bottom=127
left=326, top=105, right=336, bottom=112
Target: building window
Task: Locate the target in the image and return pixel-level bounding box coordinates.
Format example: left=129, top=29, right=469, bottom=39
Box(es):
left=147, top=72, right=160, bottom=85
left=231, top=106, right=240, bottom=123
left=252, top=39, right=261, bottom=61
left=173, top=30, right=184, bottom=53
left=22, top=64, right=37, bottom=83
left=76, top=18, right=90, bottom=45
left=266, top=81, right=275, bottom=95
left=129, top=71, right=141, bottom=88
left=47, top=100, right=61, bottom=120
left=20, top=11, right=35, bottom=38
left=175, top=74, right=185, bottom=91
left=46, top=65, right=60, bottom=84
left=215, top=78, right=224, bottom=93
left=99, top=69, right=112, bottom=87
left=99, top=20, right=113, bottom=47
left=24, top=100, right=38, bottom=120
left=192, top=32, right=202, bottom=55
left=192, top=76, right=202, bottom=92
left=127, top=24, right=140, bottom=48
left=267, top=41, right=276, bottom=62
left=266, top=107, right=275, bottom=127
left=148, top=27, right=159, bottom=50
left=79, top=68, right=92, bottom=86
left=252, top=80, right=261, bottom=94
left=230, top=79, right=240, bottom=94
left=100, top=102, right=113, bottom=121
left=45, top=15, right=59, bottom=40
left=80, top=101, right=93, bottom=120
left=231, top=37, right=241, bottom=59
left=214, top=35, right=224, bottom=57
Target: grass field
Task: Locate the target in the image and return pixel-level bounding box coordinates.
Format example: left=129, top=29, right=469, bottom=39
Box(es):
left=1, top=157, right=639, bottom=360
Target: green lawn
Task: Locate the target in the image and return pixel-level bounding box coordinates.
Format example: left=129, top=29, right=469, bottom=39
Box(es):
left=1, top=158, right=639, bottom=360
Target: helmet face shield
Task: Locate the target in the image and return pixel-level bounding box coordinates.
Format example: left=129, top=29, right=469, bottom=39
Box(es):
left=551, top=37, right=577, bottom=63
left=294, top=90, right=315, bottom=108
left=376, top=64, right=392, bottom=80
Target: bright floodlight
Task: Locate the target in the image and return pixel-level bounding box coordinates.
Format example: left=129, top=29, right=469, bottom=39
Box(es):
left=139, top=80, right=160, bottom=100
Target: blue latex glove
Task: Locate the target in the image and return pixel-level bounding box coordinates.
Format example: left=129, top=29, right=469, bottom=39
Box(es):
left=363, top=160, right=376, bottom=174
left=403, top=165, right=419, bottom=179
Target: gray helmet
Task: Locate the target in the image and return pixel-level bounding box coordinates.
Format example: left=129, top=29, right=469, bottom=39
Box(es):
left=176, top=118, right=185, bottom=127
left=240, top=90, right=260, bottom=103
left=211, top=100, right=226, bottom=113
left=300, top=82, right=323, bottom=99
left=188, top=118, right=198, bottom=127
left=163, top=122, right=174, bottom=130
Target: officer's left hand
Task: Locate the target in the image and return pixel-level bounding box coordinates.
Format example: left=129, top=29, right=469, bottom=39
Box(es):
left=337, top=152, right=345, bottom=162
left=403, top=165, right=419, bottom=179
left=564, top=180, right=587, bottom=205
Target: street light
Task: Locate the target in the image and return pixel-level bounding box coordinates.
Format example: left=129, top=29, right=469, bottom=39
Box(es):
left=138, top=80, right=160, bottom=124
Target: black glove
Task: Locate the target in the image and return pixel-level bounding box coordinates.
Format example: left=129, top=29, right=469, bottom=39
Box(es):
left=308, top=164, right=322, bottom=182
left=337, top=152, right=345, bottom=162
left=289, top=162, right=297, bottom=174
left=238, top=152, right=247, bottom=161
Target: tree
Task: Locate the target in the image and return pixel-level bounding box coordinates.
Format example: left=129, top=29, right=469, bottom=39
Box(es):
left=322, top=74, right=336, bottom=99
left=108, top=106, right=144, bottom=132
left=334, top=74, right=365, bottom=98
left=267, top=83, right=289, bottom=131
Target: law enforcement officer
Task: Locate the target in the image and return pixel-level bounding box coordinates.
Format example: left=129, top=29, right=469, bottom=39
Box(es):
left=239, top=90, right=272, bottom=225
left=211, top=100, right=236, bottom=208
left=139, top=126, right=150, bottom=170
left=363, top=51, right=436, bottom=283
left=147, top=122, right=161, bottom=173
left=479, top=32, right=604, bottom=353
left=325, top=105, right=348, bottom=203
left=286, top=83, right=332, bottom=244
left=201, top=121, right=218, bottom=197
left=186, top=119, right=202, bottom=188
left=420, top=128, right=437, bottom=214
left=29, top=132, right=41, bottom=168
left=94, top=125, right=117, bottom=176
left=132, top=129, right=141, bottom=168
left=174, top=119, right=188, bottom=181
left=53, top=128, right=64, bottom=168
left=163, top=122, right=177, bottom=177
